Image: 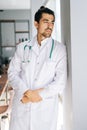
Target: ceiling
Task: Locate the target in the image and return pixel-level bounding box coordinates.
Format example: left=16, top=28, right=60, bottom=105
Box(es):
left=0, top=0, right=30, bottom=9
left=0, top=0, right=50, bottom=10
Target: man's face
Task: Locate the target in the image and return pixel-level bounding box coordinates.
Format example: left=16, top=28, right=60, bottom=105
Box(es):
left=35, top=13, right=55, bottom=38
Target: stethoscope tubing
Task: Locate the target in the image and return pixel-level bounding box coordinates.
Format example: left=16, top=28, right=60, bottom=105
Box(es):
left=22, top=39, right=54, bottom=63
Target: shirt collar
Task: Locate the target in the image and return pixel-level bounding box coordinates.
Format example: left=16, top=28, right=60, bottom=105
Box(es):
left=28, top=36, right=52, bottom=56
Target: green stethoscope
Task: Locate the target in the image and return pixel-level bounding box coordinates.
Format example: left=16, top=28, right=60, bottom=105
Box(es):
left=22, top=39, right=54, bottom=63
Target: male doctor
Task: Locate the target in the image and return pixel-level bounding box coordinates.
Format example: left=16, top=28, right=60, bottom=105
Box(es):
left=8, top=6, right=67, bottom=130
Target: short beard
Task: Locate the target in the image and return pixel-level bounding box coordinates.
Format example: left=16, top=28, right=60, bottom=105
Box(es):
left=41, top=30, right=52, bottom=38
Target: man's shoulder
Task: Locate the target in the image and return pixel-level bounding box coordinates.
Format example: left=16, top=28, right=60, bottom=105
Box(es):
left=54, top=39, right=66, bottom=51
left=16, top=40, right=31, bottom=50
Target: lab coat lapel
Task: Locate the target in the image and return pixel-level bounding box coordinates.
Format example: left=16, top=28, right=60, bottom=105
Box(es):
left=32, top=43, right=39, bottom=56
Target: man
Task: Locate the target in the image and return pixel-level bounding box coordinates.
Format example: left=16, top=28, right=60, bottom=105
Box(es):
left=8, top=6, right=67, bottom=130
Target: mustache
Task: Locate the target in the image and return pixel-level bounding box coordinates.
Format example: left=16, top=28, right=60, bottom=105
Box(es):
left=45, top=28, right=52, bottom=31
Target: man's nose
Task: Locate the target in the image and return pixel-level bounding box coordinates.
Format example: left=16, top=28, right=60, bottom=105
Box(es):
left=48, top=22, right=54, bottom=28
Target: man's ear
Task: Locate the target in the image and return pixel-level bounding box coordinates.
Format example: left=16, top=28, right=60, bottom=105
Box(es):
left=34, top=21, right=38, bottom=29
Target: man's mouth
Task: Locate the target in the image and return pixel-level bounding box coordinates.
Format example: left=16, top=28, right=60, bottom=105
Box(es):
left=46, top=28, right=52, bottom=32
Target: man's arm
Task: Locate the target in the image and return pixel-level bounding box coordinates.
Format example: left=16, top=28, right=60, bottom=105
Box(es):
left=8, top=44, right=28, bottom=95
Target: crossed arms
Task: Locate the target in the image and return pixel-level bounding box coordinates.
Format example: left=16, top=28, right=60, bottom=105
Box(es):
left=21, top=88, right=43, bottom=103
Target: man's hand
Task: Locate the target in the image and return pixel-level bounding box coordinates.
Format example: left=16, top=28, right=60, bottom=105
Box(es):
left=21, top=88, right=43, bottom=104
left=21, top=95, right=30, bottom=103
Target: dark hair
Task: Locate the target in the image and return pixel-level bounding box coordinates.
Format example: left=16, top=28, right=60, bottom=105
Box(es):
left=34, top=6, right=55, bottom=23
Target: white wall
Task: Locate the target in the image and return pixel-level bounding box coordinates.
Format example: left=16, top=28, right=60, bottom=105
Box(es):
left=61, top=0, right=87, bottom=130
left=60, top=0, right=72, bottom=130
left=70, top=0, right=87, bottom=130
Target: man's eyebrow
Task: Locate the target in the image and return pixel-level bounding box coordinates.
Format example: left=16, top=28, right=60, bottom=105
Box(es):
left=43, top=19, right=55, bottom=22
left=43, top=19, right=49, bottom=21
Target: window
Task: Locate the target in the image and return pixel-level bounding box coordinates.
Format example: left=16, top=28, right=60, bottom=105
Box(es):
left=46, top=0, right=61, bottom=42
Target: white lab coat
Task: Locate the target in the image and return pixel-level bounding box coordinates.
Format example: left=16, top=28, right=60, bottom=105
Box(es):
left=8, top=36, right=67, bottom=130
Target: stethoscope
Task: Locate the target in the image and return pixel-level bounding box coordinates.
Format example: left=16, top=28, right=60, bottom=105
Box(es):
left=22, top=39, right=54, bottom=63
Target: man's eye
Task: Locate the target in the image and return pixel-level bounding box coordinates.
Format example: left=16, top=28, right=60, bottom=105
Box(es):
left=51, top=21, right=54, bottom=24
left=44, top=21, right=48, bottom=23
left=43, top=21, right=54, bottom=25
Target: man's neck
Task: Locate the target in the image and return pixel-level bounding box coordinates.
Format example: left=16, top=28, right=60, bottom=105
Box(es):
left=37, top=35, right=46, bottom=46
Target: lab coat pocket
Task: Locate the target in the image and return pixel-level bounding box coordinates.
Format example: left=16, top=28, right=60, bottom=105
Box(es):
left=34, top=59, right=57, bottom=87
left=38, top=59, right=56, bottom=84
left=21, top=62, right=30, bottom=73
left=46, top=59, right=56, bottom=76
left=40, top=97, right=56, bottom=122
left=46, top=59, right=56, bottom=69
